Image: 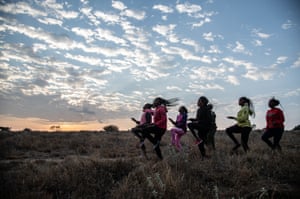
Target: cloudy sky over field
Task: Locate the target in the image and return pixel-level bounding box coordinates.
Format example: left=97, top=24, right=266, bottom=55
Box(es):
left=0, top=0, right=299, bottom=131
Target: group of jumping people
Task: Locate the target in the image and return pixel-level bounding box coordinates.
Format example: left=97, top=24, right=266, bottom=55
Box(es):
left=131, top=96, right=285, bottom=160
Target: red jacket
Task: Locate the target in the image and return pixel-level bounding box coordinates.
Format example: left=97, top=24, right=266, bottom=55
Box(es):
left=154, top=105, right=167, bottom=130
left=266, top=108, right=285, bottom=129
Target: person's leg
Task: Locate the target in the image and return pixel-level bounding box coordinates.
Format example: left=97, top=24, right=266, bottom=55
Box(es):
left=206, top=129, right=215, bottom=149
left=153, top=126, right=166, bottom=160
left=197, top=128, right=208, bottom=158
left=170, top=128, right=176, bottom=145
left=211, top=128, right=216, bottom=150
left=226, top=125, right=241, bottom=150
left=261, top=129, right=274, bottom=149
left=131, top=126, right=143, bottom=139
left=241, top=127, right=251, bottom=152
left=141, top=125, right=157, bottom=145
left=174, top=128, right=185, bottom=151
left=273, top=128, right=284, bottom=151
left=188, top=122, right=201, bottom=141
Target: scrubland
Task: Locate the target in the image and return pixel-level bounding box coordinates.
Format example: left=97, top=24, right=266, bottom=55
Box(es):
left=0, top=129, right=299, bottom=199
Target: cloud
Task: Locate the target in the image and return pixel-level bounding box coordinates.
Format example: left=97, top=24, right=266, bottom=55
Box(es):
left=112, top=0, right=127, bottom=11
left=181, top=38, right=202, bottom=52
left=222, top=57, right=274, bottom=81
left=153, top=4, right=174, bottom=13
left=3, top=23, right=73, bottom=50
left=230, top=41, right=252, bottom=56
left=40, top=0, right=79, bottom=19
left=189, top=66, right=225, bottom=81
left=276, top=56, right=288, bottom=64
left=188, top=82, right=224, bottom=91
left=176, top=2, right=202, bottom=15
left=152, top=24, right=179, bottom=43
left=192, top=17, right=211, bottom=28
left=252, top=39, right=263, bottom=47
left=94, top=10, right=121, bottom=24
left=252, top=29, right=271, bottom=39
left=0, top=2, right=46, bottom=17
left=161, top=46, right=211, bottom=62
left=226, top=75, right=240, bottom=85
left=291, top=55, right=300, bottom=68
left=37, top=17, right=63, bottom=26
left=281, top=20, right=295, bottom=30
left=121, top=9, right=146, bottom=20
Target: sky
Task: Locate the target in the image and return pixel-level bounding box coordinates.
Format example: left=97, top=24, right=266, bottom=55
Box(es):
left=0, top=0, right=299, bottom=131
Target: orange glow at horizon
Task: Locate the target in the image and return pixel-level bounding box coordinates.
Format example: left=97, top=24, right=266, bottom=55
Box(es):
left=0, top=115, right=134, bottom=131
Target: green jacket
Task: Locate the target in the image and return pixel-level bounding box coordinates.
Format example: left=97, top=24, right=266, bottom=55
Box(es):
left=236, top=105, right=251, bottom=127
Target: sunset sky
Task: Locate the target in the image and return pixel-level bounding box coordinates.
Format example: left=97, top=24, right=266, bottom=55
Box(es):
left=0, top=0, right=299, bottom=131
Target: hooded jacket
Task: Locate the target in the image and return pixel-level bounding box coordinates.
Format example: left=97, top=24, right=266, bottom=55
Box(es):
left=236, top=105, right=251, bottom=127
left=266, top=107, right=284, bottom=129
left=154, top=105, right=167, bottom=130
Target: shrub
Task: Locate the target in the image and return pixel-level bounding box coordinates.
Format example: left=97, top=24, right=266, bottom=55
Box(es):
left=103, top=125, right=119, bottom=132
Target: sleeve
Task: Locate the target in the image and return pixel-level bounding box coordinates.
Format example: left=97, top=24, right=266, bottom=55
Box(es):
left=145, top=112, right=152, bottom=124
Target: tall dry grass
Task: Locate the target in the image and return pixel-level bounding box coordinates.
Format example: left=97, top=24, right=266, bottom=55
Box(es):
left=0, top=130, right=299, bottom=198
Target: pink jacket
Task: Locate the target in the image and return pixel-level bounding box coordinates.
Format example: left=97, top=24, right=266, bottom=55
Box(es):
left=140, top=109, right=153, bottom=125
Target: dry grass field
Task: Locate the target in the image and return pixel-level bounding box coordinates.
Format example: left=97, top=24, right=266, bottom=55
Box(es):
left=0, top=129, right=299, bottom=199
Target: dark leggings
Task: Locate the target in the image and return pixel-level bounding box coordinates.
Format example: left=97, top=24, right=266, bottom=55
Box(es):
left=226, top=125, right=252, bottom=152
left=187, top=122, right=209, bottom=157
left=141, top=125, right=166, bottom=159
left=261, top=128, right=284, bottom=150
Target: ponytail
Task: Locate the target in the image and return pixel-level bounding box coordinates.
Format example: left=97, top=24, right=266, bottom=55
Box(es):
left=153, top=97, right=179, bottom=107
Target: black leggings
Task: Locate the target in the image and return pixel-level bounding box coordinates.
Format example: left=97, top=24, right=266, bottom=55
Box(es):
left=187, top=122, right=209, bottom=157
left=141, top=125, right=166, bottom=159
left=261, top=128, right=284, bottom=150
left=226, top=125, right=252, bottom=152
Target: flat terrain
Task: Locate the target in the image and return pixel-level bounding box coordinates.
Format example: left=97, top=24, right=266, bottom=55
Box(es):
left=0, top=130, right=299, bottom=198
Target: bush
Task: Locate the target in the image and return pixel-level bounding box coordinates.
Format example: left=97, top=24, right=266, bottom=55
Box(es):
left=292, top=124, right=300, bottom=131
left=103, top=125, right=119, bottom=132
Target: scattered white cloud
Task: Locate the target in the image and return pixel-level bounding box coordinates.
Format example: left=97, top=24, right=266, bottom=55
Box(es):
left=292, top=55, right=300, bottom=68
left=252, top=29, right=271, bottom=39
left=281, top=19, right=295, bottom=30
left=112, top=0, right=127, bottom=11
left=0, top=0, right=299, bottom=130
left=231, top=41, right=252, bottom=56
left=153, top=4, right=174, bottom=13
left=176, top=2, right=202, bottom=15
left=226, top=75, right=240, bottom=85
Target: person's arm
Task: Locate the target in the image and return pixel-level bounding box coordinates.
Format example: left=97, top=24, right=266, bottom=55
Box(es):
left=168, top=118, right=176, bottom=125
left=227, top=116, right=237, bottom=120
left=145, top=112, right=152, bottom=124
left=131, top=117, right=140, bottom=124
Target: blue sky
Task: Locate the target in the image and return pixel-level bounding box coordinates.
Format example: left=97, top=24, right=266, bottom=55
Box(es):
left=0, top=0, right=299, bottom=131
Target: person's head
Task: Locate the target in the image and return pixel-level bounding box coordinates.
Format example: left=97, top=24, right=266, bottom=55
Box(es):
left=179, top=106, right=188, bottom=114
left=268, top=97, right=280, bottom=108
left=197, top=96, right=209, bottom=107
left=152, top=97, right=179, bottom=108
left=239, top=96, right=255, bottom=117
left=143, top=103, right=152, bottom=110
left=238, top=97, right=249, bottom=106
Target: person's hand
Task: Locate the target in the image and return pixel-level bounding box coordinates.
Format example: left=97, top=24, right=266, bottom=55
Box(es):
left=227, top=116, right=236, bottom=120
left=131, top=117, right=139, bottom=124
